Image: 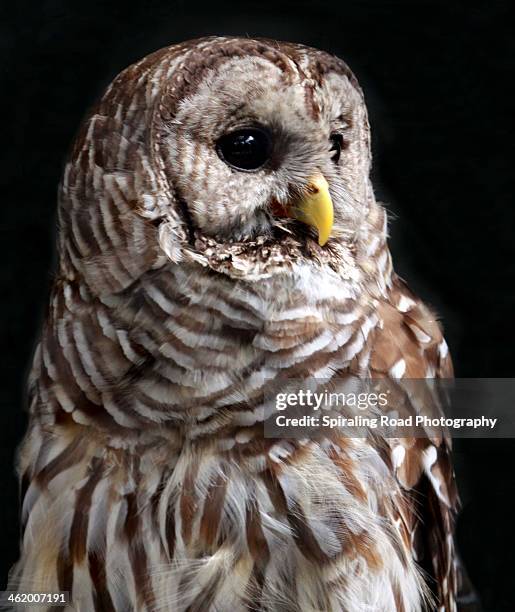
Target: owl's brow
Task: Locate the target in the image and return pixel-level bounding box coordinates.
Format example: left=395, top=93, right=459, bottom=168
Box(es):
left=157, top=38, right=299, bottom=123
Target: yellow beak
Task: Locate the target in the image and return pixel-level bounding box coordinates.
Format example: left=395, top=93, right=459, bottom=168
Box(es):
left=290, top=173, right=334, bottom=246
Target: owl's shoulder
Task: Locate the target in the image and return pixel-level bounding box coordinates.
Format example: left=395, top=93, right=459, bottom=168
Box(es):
left=370, top=274, right=453, bottom=379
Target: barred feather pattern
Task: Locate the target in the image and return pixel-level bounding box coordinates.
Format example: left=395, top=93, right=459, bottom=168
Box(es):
left=11, top=37, right=458, bottom=611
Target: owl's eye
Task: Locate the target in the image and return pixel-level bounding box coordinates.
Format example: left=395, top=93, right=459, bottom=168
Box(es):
left=329, top=133, right=344, bottom=164
left=216, top=128, right=272, bottom=171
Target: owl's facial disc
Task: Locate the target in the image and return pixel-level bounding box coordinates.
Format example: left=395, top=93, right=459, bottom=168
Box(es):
left=166, top=53, right=369, bottom=254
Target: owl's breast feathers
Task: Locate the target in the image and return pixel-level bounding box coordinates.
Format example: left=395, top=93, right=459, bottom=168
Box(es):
left=13, top=256, right=459, bottom=611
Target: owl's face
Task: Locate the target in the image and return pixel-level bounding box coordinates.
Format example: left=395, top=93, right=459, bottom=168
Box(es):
left=160, top=42, right=372, bottom=250
left=58, top=38, right=379, bottom=292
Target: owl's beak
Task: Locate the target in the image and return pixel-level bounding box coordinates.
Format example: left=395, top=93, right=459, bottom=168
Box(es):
left=289, top=173, right=334, bottom=246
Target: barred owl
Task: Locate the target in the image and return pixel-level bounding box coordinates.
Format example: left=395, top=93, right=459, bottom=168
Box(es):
left=11, top=37, right=463, bottom=611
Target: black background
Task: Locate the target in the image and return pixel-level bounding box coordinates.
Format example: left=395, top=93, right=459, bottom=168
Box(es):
left=2, top=1, right=514, bottom=609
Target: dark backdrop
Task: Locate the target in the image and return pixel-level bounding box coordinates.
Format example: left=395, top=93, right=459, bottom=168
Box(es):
left=2, top=1, right=514, bottom=609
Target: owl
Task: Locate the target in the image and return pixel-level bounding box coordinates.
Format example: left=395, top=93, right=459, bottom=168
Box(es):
left=10, top=37, right=465, bottom=611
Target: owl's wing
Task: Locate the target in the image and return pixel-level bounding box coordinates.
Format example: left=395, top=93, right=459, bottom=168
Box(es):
left=370, top=274, right=460, bottom=610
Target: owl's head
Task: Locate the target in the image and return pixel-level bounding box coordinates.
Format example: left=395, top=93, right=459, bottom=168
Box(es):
left=59, top=37, right=383, bottom=291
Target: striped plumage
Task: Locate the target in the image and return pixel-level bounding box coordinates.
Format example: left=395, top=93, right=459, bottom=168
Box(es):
left=11, top=37, right=460, bottom=611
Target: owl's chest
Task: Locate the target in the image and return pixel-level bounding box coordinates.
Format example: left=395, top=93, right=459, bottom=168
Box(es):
left=140, top=266, right=377, bottom=380
left=86, top=265, right=382, bottom=429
